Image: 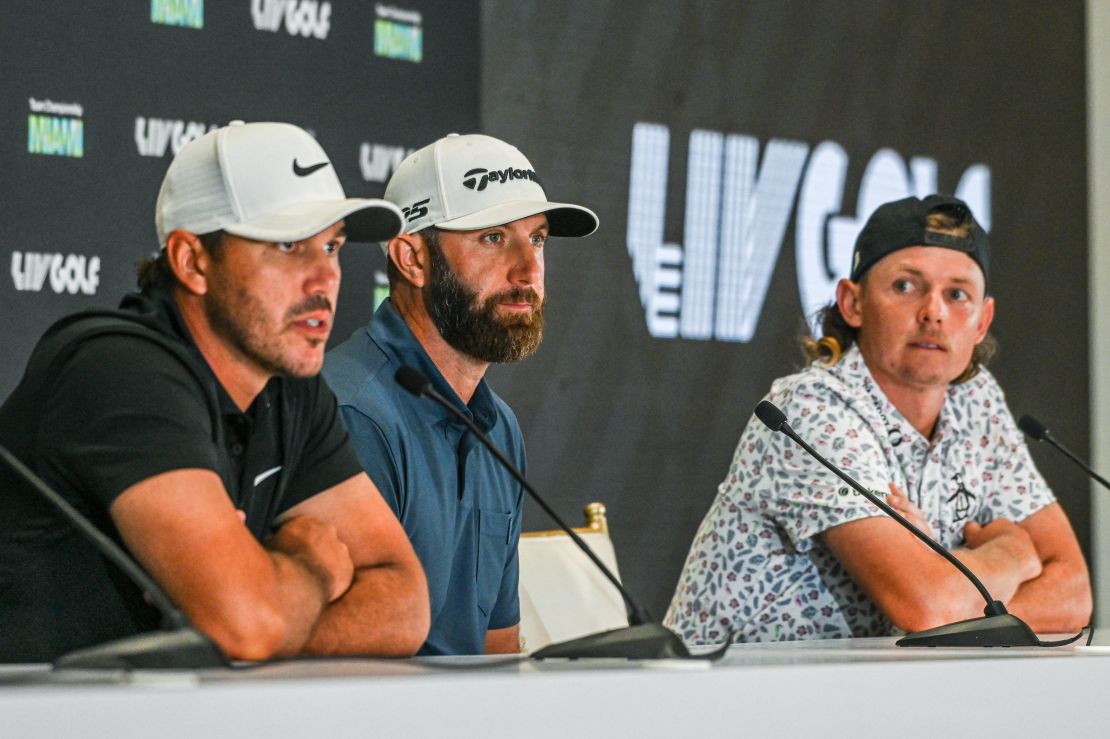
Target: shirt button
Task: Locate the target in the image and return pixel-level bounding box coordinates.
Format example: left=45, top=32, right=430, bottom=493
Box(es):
left=230, top=442, right=244, bottom=456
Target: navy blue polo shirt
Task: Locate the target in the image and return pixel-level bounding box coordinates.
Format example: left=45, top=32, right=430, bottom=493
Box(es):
left=323, top=300, right=524, bottom=655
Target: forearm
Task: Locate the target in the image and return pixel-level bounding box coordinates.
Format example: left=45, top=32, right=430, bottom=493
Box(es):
left=1006, top=557, right=1092, bottom=632
left=949, top=536, right=1039, bottom=605
left=299, top=562, right=430, bottom=657
left=262, top=552, right=333, bottom=657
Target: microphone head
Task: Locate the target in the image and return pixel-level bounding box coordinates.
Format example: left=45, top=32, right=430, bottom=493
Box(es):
left=754, top=400, right=787, bottom=432
left=1017, top=414, right=1049, bottom=441
left=395, top=365, right=431, bottom=397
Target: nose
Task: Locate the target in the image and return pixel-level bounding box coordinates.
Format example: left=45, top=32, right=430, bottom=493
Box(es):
left=918, top=287, right=947, bottom=325
left=305, top=248, right=341, bottom=297
left=508, top=238, right=543, bottom=288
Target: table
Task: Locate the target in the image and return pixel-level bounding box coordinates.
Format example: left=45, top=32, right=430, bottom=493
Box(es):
left=5, top=633, right=1110, bottom=737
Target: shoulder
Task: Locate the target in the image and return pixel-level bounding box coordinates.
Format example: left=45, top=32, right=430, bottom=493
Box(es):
left=946, top=366, right=1015, bottom=433
left=323, top=325, right=388, bottom=403
left=766, top=359, right=875, bottom=434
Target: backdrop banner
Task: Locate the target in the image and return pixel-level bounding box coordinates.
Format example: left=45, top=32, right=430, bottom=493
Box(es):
left=2, top=1, right=1090, bottom=626
left=2, top=0, right=478, bottom=398
left=479, top=0, right=1090, bottom=620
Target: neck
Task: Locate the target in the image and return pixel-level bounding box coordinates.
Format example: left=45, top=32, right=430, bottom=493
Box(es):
left=175, top=291, right=268, bottom=411
left=390, top=291, right=488, bottom=404
left=864, top=366, right=946, bottom=440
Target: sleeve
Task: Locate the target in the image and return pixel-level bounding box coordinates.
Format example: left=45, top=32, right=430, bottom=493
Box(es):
left=276, top=379, right=367, bottom=514
left=486, top=438, right=524, bottom=630
left=333, top=403, right=404, bottom=518
left=38, top=335, right=221, bottom=509
left=976, top=379, right=1056, bottom=524
left=760, top=381, right=895, bottom=549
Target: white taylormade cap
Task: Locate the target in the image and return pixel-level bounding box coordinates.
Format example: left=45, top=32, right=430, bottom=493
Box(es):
left=383, top=133, right=598, bottom=250
left=155, top=121, right=403, bottom=246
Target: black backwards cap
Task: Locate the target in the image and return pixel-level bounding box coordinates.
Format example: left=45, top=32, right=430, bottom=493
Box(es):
left=850, top=194, right=990, bottom=290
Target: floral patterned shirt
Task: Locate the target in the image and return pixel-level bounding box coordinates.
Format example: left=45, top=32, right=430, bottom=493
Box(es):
left=664, top=345, right=1055, bottom=644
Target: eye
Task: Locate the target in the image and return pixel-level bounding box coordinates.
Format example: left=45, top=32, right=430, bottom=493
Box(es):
left=948, top=287, right=969, bottom=301
left=893, top=278, right=913, bottom=293
left=323, top=240, right=343, bottom=255
left=530, top=233, right=548, bottom=247
left=481, top=231, right=504, bottom=245
left=276, top=241, right=297, bottom=253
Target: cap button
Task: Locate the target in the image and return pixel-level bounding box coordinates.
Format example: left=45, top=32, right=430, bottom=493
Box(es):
left=228, top=120, right=245, bottom=126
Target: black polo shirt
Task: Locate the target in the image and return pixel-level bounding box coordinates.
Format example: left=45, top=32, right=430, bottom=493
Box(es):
left=0, top=289, right=363, bottom=662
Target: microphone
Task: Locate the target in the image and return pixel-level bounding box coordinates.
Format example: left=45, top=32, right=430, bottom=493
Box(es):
left=1018, top=415, right=1110, bottom=492
left=754, top=400, right=1058, bottom=648
left=395, top=365, right=723, bottom=659
left=1, top=445, right=227, bottom=669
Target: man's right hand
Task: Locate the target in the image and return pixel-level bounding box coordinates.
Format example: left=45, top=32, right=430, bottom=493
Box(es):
left=266, top=515, right=355, bottom=603
left=963, top=518, right=1043, bottom=582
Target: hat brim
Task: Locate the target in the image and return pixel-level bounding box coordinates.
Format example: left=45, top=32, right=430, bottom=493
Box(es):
left=224, top=198, right=404, bottom=244
left=431, top=200, right=599, bottom=238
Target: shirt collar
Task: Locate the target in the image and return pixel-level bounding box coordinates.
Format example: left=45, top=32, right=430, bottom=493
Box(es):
left=831, top=344, right=933, bottom=448
left=368, top=299, right=499, bottom=433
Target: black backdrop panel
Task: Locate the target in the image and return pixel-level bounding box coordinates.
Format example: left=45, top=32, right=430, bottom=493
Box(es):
left=2, top=0, right=479, bottom=397
left=0, top=1, right=1091, bottom=628
left=480, top=1, right=1090, bottom=619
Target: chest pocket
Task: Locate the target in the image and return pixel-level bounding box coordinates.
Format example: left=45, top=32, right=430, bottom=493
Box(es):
left=475, top=508, right=512, bottom=618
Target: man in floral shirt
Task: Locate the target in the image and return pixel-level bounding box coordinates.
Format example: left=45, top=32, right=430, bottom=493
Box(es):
left=666, top=195, right=1091, bottom=644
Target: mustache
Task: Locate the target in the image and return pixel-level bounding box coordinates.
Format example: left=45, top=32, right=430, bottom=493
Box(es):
left=286, top=293, right=333, bottom=321
left=485, top=287, right=543, bottom=309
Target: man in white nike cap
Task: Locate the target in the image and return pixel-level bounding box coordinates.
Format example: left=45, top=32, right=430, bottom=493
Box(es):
left=324, top=133, right=598, bottom=654
left=0, top=121, right=430, bottom=663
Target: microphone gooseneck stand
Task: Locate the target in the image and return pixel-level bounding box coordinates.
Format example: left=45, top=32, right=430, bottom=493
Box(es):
left=395, top=365, right=729, bottom=660
left=754, top=400, right=1079, bottom=648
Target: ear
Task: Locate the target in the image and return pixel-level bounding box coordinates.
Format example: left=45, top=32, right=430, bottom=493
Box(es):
left=836, top=278, right=863, bottom=328
left=975, top=295, right=996, bottom=343
left=164, top=229, right=210, bottom=296
left=388, top=232, right=429, bottom=289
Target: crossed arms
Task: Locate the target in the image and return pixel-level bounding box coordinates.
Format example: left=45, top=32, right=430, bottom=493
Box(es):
left=822, top=486, right=1091, bottom=634
left=110, top=469, right=430, bottom=661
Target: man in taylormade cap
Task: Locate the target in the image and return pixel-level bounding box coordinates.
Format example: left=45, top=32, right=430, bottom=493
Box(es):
left=666, top=194, right=1090, bottom=645
left=324, top=133, right=598, bottom=655
left=0, top=121, right=431, bottom=663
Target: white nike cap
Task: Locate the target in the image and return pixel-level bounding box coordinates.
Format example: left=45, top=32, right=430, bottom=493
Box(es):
left=155, top=121, right=403, bottom=246
left=383, top=133, right=598, bottom=251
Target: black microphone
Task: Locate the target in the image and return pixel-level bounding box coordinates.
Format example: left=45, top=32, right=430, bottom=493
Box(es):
left=395, top=365, right=723, bottom=659
left=754, top=400, right=1063, bottom=648
left=1018, top=415, right=1110, bottom=492
left=1, top=445, right=227, bottom=669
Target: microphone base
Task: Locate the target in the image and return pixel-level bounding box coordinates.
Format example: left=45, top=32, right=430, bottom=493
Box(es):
left=531, top=623, right=691, bottom=660
left=896, top=613, right=1040, bottom=648
left=54, top=628, right=228, bottom=670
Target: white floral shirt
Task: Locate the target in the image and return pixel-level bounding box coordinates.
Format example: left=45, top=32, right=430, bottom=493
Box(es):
left=664, top=345, right=1055, bottom=644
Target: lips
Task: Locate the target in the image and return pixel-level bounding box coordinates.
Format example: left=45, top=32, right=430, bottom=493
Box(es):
left=908, top=339, right=947, bottom=351
left=292, top=312, right=331, bottom=335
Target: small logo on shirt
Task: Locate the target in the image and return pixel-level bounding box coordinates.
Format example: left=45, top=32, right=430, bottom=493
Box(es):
left=947, top=472, right=976, bottom=522
left=254, top=465, right=282, bottom=487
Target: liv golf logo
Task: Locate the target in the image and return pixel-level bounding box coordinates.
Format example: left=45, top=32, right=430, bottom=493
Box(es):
left=626, top=122, right=991, bottom=341
left=11, top=252, right=100, bottom=295
left=27, top=98, right=84, bottom=158
left=252, top=0, right=331, bottom=39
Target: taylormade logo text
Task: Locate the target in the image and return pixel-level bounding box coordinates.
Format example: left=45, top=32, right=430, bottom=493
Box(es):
left=11, top=252, right=101, bottom=295
left=462, top=167, right=539, bottom=192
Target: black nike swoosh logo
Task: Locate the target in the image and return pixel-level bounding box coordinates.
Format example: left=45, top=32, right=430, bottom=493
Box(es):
left=292, top=159, right=330, bottom=177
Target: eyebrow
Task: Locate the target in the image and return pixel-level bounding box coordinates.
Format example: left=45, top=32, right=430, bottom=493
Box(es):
left=890, top=265, right=976, bottom=286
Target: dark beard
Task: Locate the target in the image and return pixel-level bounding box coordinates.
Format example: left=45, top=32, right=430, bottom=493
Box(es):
left=423, top=238, right=545, bottom=363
